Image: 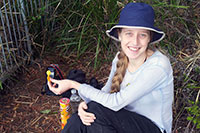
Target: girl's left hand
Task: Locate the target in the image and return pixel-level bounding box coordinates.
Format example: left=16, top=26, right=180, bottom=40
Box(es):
left=78, top=101, right=96, bottom=126
left=47, top=78, right=72, bottom=95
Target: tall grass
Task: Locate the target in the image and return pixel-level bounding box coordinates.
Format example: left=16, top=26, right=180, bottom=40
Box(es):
left=50, top=0, right=128, bottom=65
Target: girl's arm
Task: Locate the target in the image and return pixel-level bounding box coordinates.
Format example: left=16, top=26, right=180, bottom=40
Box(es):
left=78, top=65, right=170, bottom=111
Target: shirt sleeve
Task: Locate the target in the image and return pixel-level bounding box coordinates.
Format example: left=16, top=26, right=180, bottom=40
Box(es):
left=78, top=65, right=168, bottom=111
left=78, top=52, right=118, bottom=103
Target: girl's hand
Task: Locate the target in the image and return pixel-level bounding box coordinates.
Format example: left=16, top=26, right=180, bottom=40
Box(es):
left=78, top=101, right=96, bottom=126
left=48, top=78, right=72, bottom=95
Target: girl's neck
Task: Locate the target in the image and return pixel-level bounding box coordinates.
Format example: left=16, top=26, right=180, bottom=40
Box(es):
left=128, top=49, right=154, bottom=73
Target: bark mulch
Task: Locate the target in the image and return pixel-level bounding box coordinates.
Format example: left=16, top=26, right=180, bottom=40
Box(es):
left=0, top=53, right=110, bottom=133
left=0, top=53, right=198, bottom=133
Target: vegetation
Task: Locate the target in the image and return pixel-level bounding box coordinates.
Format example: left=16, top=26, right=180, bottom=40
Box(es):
left=24, top=0, right=200, bottom=132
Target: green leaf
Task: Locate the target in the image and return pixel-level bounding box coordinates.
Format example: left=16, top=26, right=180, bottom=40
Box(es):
left=197, top=123, right=200, bottom=129
left=193, top=119, right=197, bottom=124
left=52, top=111, right=58, bottom=114
left=0, top=81, right=3, bottom=90
left=187, top=116, right=193, bottom=121
left=40, top=109, right=51, bottom=114
left=32, top=17, right=36, bottom=21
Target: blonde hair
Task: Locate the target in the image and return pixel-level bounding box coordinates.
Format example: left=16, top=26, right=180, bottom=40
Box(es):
left=110, top=51, right=129, bottom=93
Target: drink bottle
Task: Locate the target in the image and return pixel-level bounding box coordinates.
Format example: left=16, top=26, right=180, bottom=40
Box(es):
left=70, top=89, right=81, bottom=113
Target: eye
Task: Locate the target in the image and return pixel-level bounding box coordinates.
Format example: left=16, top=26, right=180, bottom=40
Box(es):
left=125, top=32, right=132, bottom=36
left=140, top=33, right=148, bottom=38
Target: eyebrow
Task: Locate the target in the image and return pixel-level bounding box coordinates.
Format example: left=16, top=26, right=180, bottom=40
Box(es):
left=140, top=31, right=150, bottom=33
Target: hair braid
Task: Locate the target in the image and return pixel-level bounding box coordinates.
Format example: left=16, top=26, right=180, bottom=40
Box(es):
left=110, top=51, right=129, bottom=93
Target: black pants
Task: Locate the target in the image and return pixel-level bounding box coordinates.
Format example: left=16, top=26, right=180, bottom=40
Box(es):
left=62, top=101, right=162, bottom=133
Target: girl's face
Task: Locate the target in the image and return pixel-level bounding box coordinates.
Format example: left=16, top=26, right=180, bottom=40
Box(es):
left=118, top=28, right=151, bottom=60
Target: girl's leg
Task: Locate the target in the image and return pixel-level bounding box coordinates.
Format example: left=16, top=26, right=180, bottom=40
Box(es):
left=62, top=101, right=162, bottom=133
left=115, top=109, right=162, bottom=133
left=85, top=102, right=118, bottom=133
left=61, top=102, right=117, bottom=133
left=61, top=101, right=118, bottom=133
left=86, top=101, right=162, bottom=133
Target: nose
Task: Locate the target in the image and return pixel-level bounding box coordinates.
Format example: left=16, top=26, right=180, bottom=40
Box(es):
left=130, top=34, right=139, bottom=46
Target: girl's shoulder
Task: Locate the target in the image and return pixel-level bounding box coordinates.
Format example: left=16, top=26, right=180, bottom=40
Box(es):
left=146, top=50, right=173, bottom=73
left=112, top=52, right=120, bottom=64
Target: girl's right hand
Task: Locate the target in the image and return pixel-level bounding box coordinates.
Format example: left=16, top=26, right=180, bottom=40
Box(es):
left=78, top=101, right=96, bottom=126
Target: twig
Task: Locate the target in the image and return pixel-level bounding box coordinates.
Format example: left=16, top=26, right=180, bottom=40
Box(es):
left=30, top=114, right=45, bottom=126
left=52, top=0, right=62, bottom=15
left=19, top=95, right=31, bottom=98
left=14, top=101, right=33, bottom=105
left=99, top=77, right=108, bottom=82
left=195, top=89, right=200, bottom=103
left=165, top=23, right=194, bottom=40
left=27, top=78, right=41, bottom=86
left=29, top=96, right=40, bottom=107
left=44, top=121, right=53, bottom=131
left=77, top=15, right=85, bottom=32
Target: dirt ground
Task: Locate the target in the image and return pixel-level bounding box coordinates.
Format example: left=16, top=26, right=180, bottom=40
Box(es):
left=0, top=52, right=198, bottom=133
left=0, top=53, right=111, bottom=133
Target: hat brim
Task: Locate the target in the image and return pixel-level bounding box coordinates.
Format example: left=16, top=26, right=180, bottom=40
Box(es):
left=106, top=25, right=165, bottom=44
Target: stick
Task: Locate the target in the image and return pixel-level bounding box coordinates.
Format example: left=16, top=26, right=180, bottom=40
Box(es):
left=30, top=114, right=45, bottom=126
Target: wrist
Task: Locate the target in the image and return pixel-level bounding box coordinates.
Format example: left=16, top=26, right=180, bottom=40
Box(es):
left=70, top=80, right=80, bottom=90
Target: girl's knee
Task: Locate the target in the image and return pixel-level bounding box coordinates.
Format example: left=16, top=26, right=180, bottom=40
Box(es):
left=87, top=101, right=104, bottom=113
left=87, top=101, right=100, bottom=108
left=87, top=101, right=113, bottom=119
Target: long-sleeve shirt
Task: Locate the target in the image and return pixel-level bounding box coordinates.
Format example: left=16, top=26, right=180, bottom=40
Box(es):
left=78, top=50, right=174, bottom=133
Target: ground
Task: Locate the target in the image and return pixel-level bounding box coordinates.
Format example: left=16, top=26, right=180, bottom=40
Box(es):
left=0, top=52, right=198, bottom=133
left=0, top=53, right=111, bottom=133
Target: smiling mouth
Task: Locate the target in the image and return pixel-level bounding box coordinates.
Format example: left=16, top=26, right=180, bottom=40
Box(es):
left=128, top=46, right=140, bottom=52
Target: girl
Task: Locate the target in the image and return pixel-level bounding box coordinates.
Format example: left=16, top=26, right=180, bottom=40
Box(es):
left=48, top=2, right=173, bottom=133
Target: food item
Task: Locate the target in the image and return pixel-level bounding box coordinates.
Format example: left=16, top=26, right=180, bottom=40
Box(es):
left=46, top=70, right=51, bottom=82
left=59, top=98, right=70, bottom=129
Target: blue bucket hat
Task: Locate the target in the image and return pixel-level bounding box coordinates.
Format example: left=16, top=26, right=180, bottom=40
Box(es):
left=106, top=3, right=165, bottom=44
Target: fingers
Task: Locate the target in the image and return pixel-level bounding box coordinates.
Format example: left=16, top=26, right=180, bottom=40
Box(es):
left=81, top=101, right=88, bottom=110
left=47, top=81, right=61, bottom=95
left=49, top=78, right=57, bottom=83
left=78, top=102, right=96, bottom=126
left=53, top=83, right=57, bottom=87
left=47, top=79, right=57, bottom=87
left=47, top=81, right=52, bottom=88
left=79, top=112, right=96, bottom=126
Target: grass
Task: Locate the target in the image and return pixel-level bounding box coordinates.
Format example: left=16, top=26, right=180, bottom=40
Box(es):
left=23, top=0, right=200, bottom=132
left=47, top=0, right=125, bottom=63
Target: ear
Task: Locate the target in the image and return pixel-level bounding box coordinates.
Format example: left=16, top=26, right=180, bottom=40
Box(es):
left=118, top=33, right=122, bottom=41
left=118, top=36, right=121, bottom=41
left=117, top=28, right=122, bottom=41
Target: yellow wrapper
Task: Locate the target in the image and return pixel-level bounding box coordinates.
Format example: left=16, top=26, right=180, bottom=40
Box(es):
left=59, top=98, right=70, bottom=129
left=46, top=70, right=51, bottom=82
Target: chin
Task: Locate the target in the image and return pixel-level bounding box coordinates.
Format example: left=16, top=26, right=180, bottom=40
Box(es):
left=125, top=53, right=139, bottom=60
left=124, top=50, right=140, bottom=59
left=127, top=55, right=139, bottom=60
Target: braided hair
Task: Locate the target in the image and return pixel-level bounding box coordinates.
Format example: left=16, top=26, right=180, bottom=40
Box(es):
left=110, top=51, right=129, bottom=93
